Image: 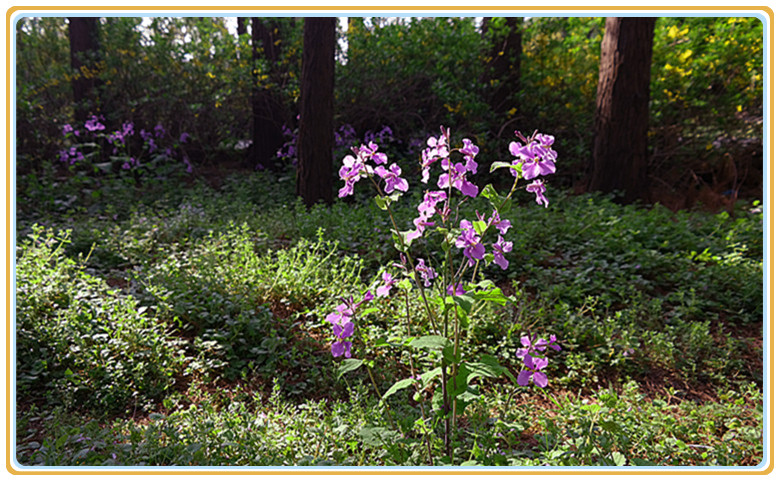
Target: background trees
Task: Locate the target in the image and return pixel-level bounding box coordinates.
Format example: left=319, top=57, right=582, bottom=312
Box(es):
left=15, top=16, right=764, bottom=208
left=67, top=17, right=102, bottom=122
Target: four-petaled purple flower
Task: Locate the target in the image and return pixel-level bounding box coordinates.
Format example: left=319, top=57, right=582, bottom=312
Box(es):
left=446, top=283, right=465, bottom=296
left=375, top=163, right=409, bottom=194
left=515, top=334, right=561, bottom=388
left=458, top=138, right=479, bottom=174
left=526, top=179, right=549, bottom=208
left=415, top=258, right=438, bottom=287
left=338, top=152, right=373, bottom=198
left=455, top=219, right=485, bottom=266
left=492, top=235, right=513, bottom=270
left=517, top=355, right=549, bottom=388
left=376, top=272, right=396, bottom=297
left=437, top=162, right=479, bottom=198
left=359, top=141, right=388, bottom=165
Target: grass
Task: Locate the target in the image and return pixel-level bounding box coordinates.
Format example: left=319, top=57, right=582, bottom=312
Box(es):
left=14, top=167, right=765, bottom=467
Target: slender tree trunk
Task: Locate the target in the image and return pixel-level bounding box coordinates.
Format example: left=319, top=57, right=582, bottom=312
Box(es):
left=481, top=17, right=522, bottom=116
left=237, top=17, right=246, bottom=36
left=296, top=17, right=336, bottom=206
left=588, top=17, right=656, bottom=203
left=249, top=18, right=286, bottom=171
left=68, top=17, right=102, bottom=122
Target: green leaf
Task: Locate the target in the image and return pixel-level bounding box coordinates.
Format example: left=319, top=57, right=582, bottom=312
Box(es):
left=419, top=367, right=441, bottom=386
left=409, top=335, right=448, bottom=350
left=374, top=195, right=390, bottom=211
left=452, top=293, right=475, bottom=314
left=358, top=426, right=398, bottom=447
left=393, top=230, right=413, bottom=251
left=337, top=358, right=365, bottom=380
left=489, top=161, right=512, bottom=173
left=472, top=219, right=488, bottom=236
left=382, top=378, right=414, bottom=399
left=611, top=451, right=627, bottom=466
left=360, top=307, right=380, bottom=317
left=629, top=458, right=656, bottom=466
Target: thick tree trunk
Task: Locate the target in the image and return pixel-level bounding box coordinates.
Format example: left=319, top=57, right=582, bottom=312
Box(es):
left=296, top=17, right=336, bottom=207
left=249, top=18, right=286, bottom=171
left=68, top=17, right=101, bottom=122
left=588, top=17, right=656, bottom=203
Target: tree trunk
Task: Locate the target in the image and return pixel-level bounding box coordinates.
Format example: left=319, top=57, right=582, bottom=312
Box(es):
left=296, top=17, right=336, bottom=207
left=249, top=18, right=286, bottom=171
left=588, top=17, right=656, bottom=203
left=237, top=17, right=246, bottom=36
left=68, top=17, right=102, bottom=122
left=481, top=17, right=522, bottom=116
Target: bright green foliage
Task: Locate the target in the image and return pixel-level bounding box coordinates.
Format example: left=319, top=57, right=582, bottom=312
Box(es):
left=16, top=225, right=184, bottom=412
left=337, top=17, right=488, bottom=137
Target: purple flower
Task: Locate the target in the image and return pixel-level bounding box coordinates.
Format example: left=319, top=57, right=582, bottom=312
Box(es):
left=517, top=355, right=549, bottom=388
left=446, top=283, right=465, bottom=296
left=437, top=162, right=479, bottom=198
left=338, top=153, right=373, bottom=198
left=516, top=334, right=561, bottom=359
left=415, top=258, right=438, bottom=287
left=375, top=163, right=409, bottom=194
left=526, top=179, right=549, bottom=208
left=359, top=141, right=388, bottom=165
left=62, top=124, right=74, bottom=136
left=492, top=235, right=513, bottom=270
left=407, top=190, right=447, bottom=242
left=84, top=115, right=105, bottom=132
left=455, top=219, right=485, bottom=266
left=376, top=272, right=396, bottom=297
left=179, top=132, right=190, bottom=143
left=421, top=128, right=450, bottom=183
left=325, top=290, right=373, bottom=358
left=140, top=129, right=157, bottom=151
left=122, top=121, right=134, bottom=137
left=154, top=124, right=165, bottom=138
left=478, top=210, right=511, bottom=235
left=509, top=142, right=556, bottom=180
left=458, top=138, right=479, bottom=174
left=332, top=340, right=353, bottom=358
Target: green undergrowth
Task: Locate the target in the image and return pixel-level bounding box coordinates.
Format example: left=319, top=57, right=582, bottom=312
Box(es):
left=15, top=172, right=764, bottom=466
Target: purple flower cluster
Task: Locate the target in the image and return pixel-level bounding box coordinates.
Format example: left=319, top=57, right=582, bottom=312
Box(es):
left=57, top=117, right=190, bottom=172
left=338, top=142, right=408, bottom=198
left=508, top=132, right=558, bottom=208
left=515, top=335, right=561, bottom=388
left=84, top=115, right=105, bottom=132
left=325, top=290, right=376, bottom=358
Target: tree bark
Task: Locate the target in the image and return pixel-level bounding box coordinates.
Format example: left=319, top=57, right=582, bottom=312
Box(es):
left=588, top=17, right=656, bottom=203
left=296, top=17, right=336, bottom=206
left=481, top=17, right=522, bottom=116
left=68, top=17, right=102, bottom=122
left=249, top=18, right=286, bottom=171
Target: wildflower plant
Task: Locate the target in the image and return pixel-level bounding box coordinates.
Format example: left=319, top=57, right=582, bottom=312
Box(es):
left=324, top=126, right=562, bottom=462
left=57, top=115, right=192, bottom=174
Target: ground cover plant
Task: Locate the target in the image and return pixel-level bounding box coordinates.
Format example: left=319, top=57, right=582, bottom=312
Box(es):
left=15, top=126, right=763, bottom=467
